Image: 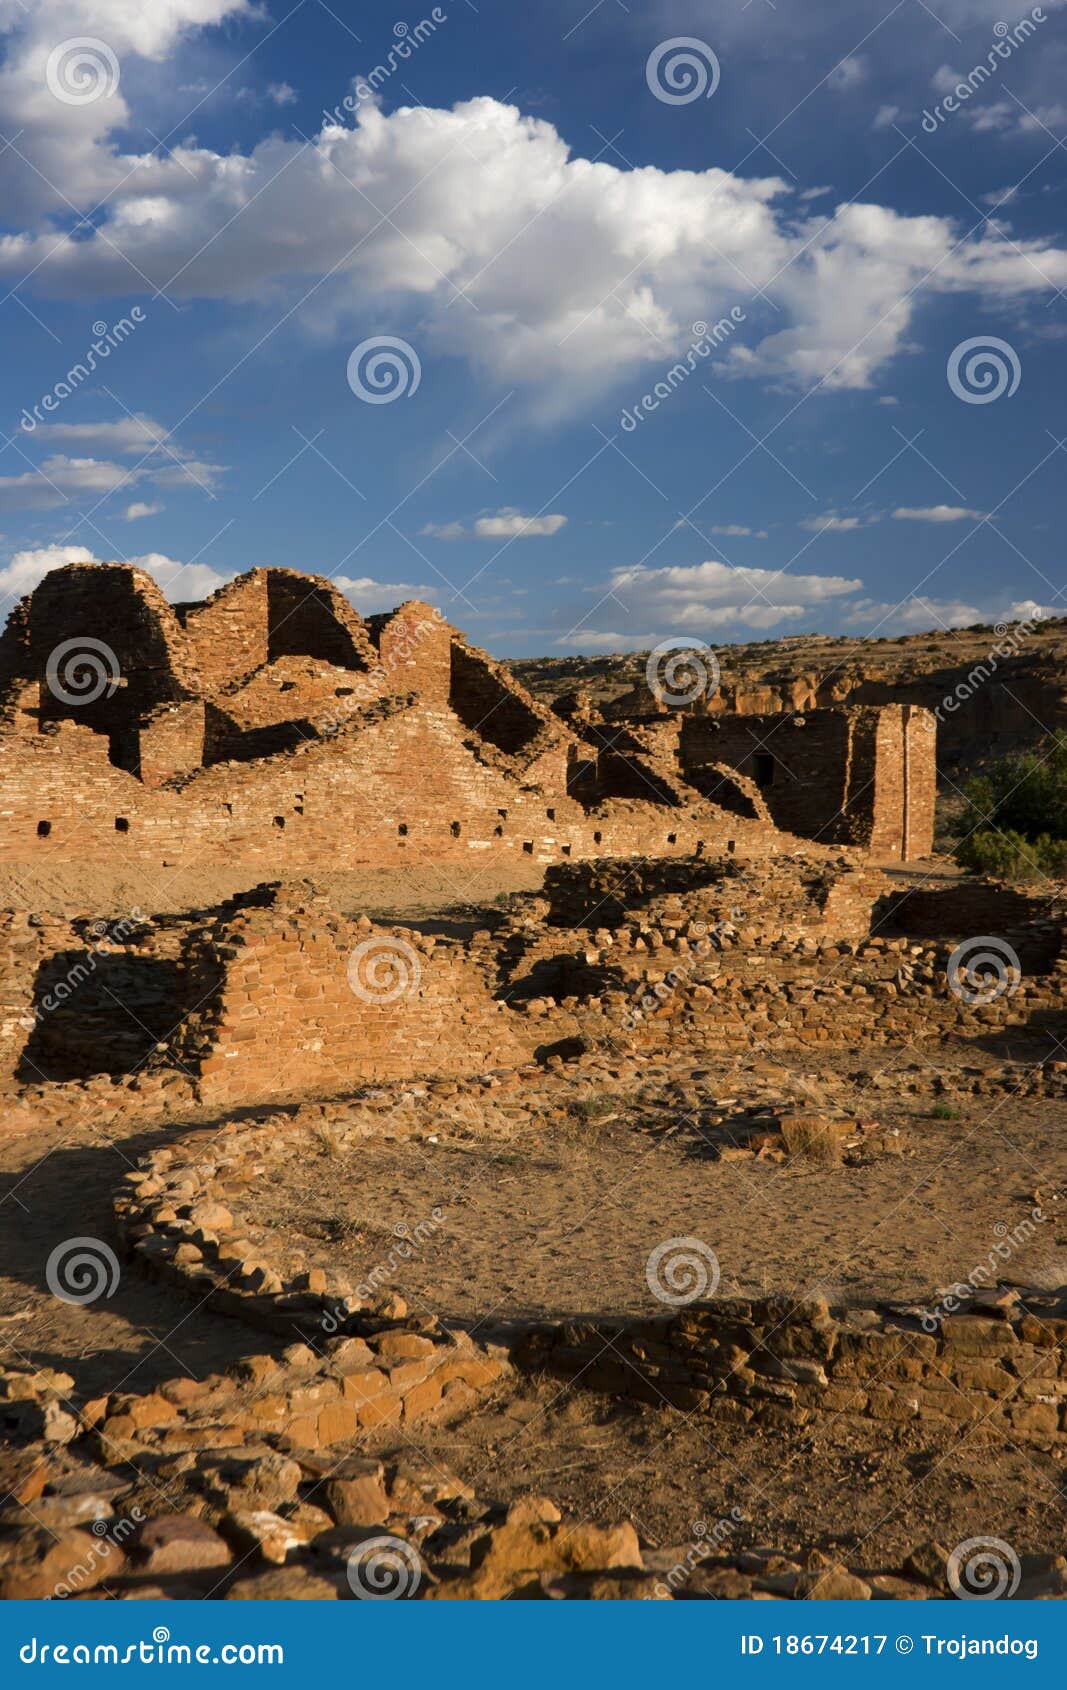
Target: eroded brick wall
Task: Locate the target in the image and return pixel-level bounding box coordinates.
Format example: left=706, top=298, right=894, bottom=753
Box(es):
left=680, top=705, right=935, bottom=859
left=518, top=1294, right=1067, bottom=1443
left=0, top=706, right=772, bottom=870
left=177, top=887, right=532, bottom=1103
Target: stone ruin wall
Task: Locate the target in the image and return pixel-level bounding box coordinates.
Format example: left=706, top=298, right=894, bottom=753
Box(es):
left=678, top=703, right=935, bottom=857
left=518, top=1294, right=1067, bottom=1445
left=4, top=863, right=1065, bottom=1122
left=0, top=563, right=937, bottom=878
left=176, top=888, right=532, bottom=1106
left=0, top=710, right=777, bottom=873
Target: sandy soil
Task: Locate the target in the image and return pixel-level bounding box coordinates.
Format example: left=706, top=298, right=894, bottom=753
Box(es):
left=0, top=859, right=545, bottom=921
left=393, top=1372, right=1067, bottom=1569
left=259, top=1079, right=1067, bottom=1331
left=0, top=1115, right=292, bottom=1401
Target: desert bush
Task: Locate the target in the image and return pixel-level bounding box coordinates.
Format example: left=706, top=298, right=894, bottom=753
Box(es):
left=953, top=735, right=1067, bottom=882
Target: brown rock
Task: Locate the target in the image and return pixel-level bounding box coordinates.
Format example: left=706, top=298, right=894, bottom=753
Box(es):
left=220, top=1510, right=311, bottom=1565
left=226, top=1567, right=339, bottom=1599
left=903, top=1540, right=950, bottom=1590
left=323, top=1466, right=390, bottom=1527
left=0, top=1526, right=120, bottom=1600
left=133, top=1515, right=232, bottom=1575
left=792, top=1566, right=871, bottom=1600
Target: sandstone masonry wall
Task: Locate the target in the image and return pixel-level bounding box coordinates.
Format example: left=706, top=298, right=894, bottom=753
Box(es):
left=518, top=1292, right=1067, bottom=1445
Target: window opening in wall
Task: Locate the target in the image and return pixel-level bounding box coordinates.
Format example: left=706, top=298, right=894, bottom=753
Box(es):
left=493, top=825, right=503, bottom=837
left=593, top=830, right=602, bottom=844
left=667, top=832, right=677, bottom=844
left=398, top=823, right=408, bottom=836
left=546, top=808, right=555, bottom=820
left=273, top=815, right=286, bottom=829
left=450, top=821, right=461, bottom=837
left=498, top=808, right=507, bottom=818
left=37, top=820, right=51, bottom=837
left=114, top=817, right=130, bottom=833
left=753, top=750, right=775, bottom=788
left=522, top=841, right=533, bottom=854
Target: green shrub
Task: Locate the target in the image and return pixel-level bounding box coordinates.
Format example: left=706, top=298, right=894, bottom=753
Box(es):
left=952, top=735, right=1067, bottom=882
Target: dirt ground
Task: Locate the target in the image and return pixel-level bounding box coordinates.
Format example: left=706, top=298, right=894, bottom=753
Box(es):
left=391, top=1370, right=1067, bottom=1569
left=258, top=1076, right=1067, bottom=1331
left=0, top=1114, right=293, bottom=1401
left=0, top=859, right=545, bottom=922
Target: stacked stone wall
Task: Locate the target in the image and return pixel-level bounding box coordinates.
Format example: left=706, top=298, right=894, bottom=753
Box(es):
left=518, top=1293, right=1067, bottom=1445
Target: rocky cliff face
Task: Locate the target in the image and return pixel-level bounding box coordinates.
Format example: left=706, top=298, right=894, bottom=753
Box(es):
left=512, top=617, right=1067, bottom=779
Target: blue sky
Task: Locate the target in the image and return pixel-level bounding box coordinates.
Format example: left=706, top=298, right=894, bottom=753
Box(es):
left=0, top=0, right=1065, bottom=655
